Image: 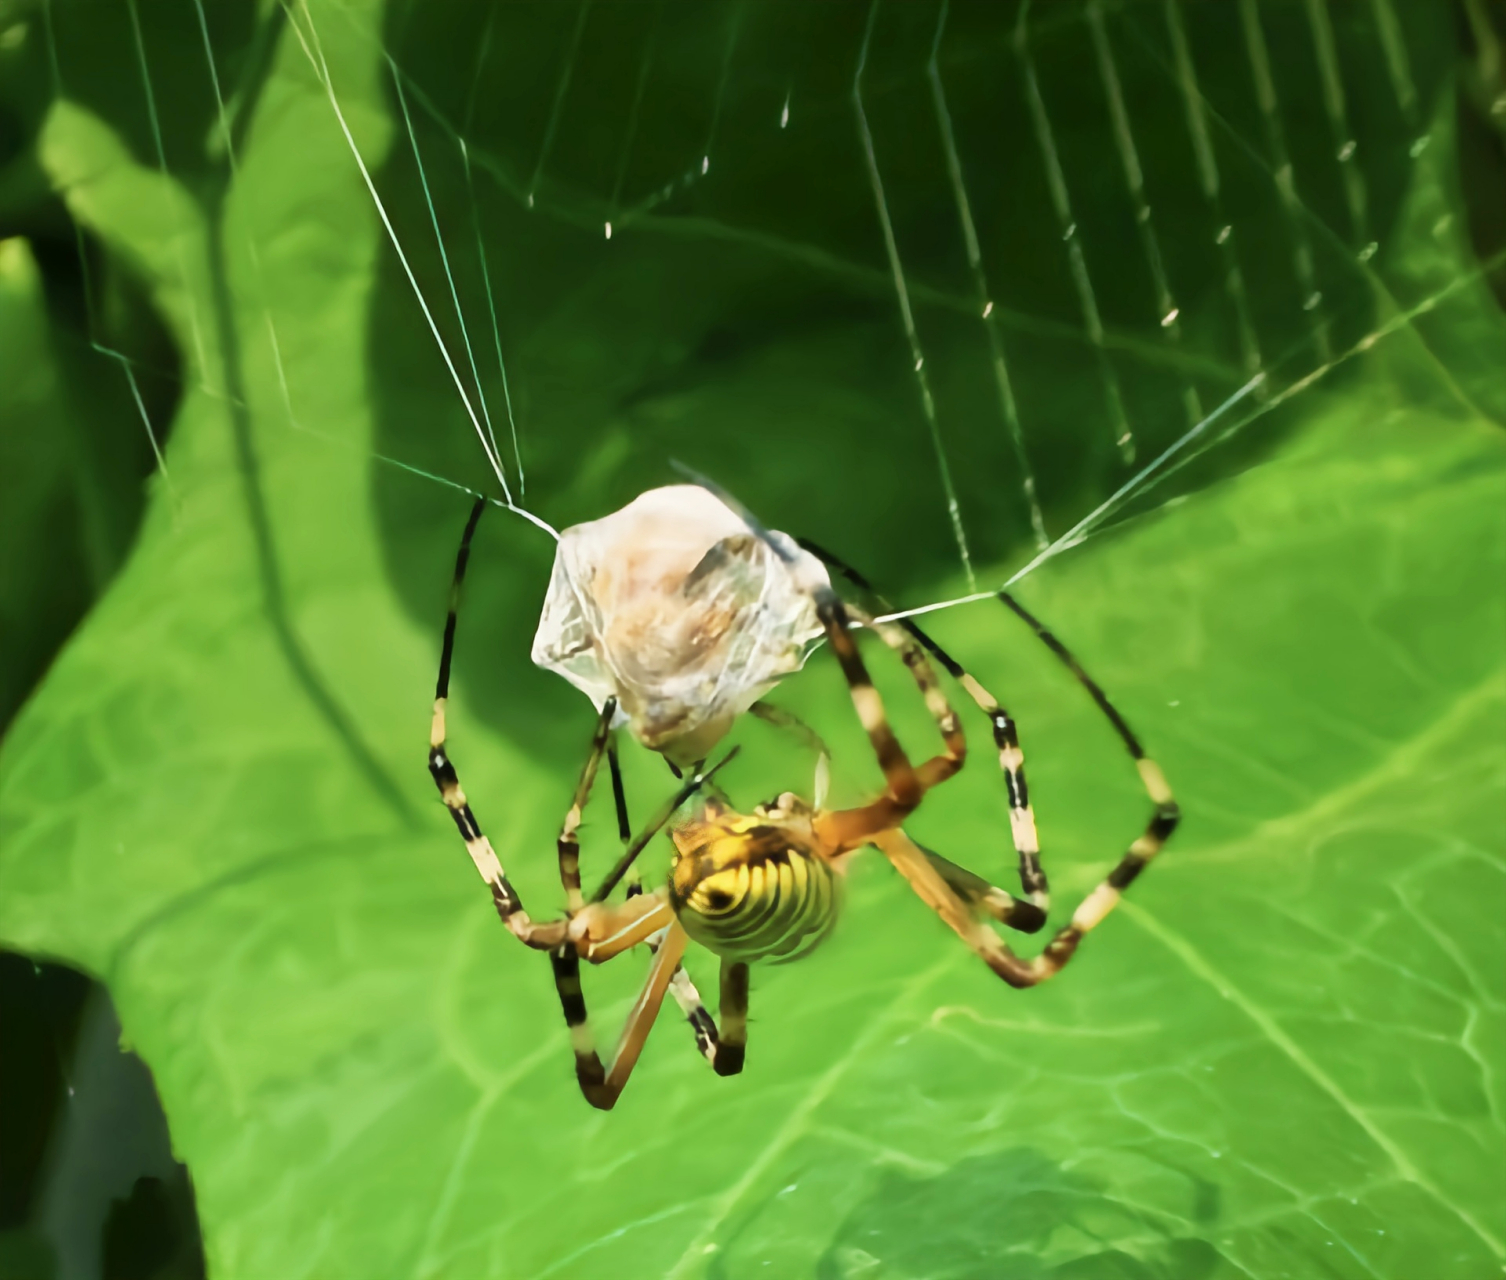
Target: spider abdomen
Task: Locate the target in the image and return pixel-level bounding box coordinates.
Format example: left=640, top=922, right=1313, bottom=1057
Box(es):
left=670, top=833, right=842, bottom=965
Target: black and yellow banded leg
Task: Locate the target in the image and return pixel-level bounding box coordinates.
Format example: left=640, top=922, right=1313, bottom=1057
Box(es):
left=428, top=744, right=566, bottom=951
left=599, top=728, right=749, bottom=1081
left=808, top=590, right=926, bottom=850
left=644, top=958, right=749, bottom=1077
left=429, top=496, right=565, bottom=951
left=993, top=588, right=1180, bottom=919
left=812, top=592, right=981, bottom=855
left=960, top=681, right=1048, bottom=911
left=553, top=928, right=750, bottom=1109
left=997, top=590, right=1178, bottom=814
left=869, top=586, right=1180, bottom=986
left=794, top=538, right=1050, bottom=914
left=660, top=953, right=751, bottom=1075
left=711, top=961, right=750, bottom=1076
left=924, top=590, right=1180, bottom=923
left=878, top=803, right=1173, bottom=988
left=847, top=602, right=967, bottom=794
left=559, top=700, right=617, bottom=912
left=601, top=742, right=735, bottom=1067
left=796, top=543, right=1179, bottom=978
left=933, top=662, right=1047, bottom=912
left=919, top=843, right=1046, bottom=935
left=550, top=921, right=691, bottom=1110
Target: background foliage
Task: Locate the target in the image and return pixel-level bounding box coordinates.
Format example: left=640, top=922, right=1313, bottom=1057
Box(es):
left=1, top=1, right=1503, bottom=1277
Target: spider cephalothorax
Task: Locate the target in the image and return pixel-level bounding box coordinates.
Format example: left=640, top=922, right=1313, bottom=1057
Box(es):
left=426, top=485, right=1180, bottom=1110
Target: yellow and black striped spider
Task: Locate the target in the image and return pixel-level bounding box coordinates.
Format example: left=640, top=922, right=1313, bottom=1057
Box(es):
left=427, top=484, right=1178, bottom=1110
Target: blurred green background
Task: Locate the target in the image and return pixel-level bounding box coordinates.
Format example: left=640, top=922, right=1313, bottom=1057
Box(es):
left=1, top=1, right=1503, bottom=1277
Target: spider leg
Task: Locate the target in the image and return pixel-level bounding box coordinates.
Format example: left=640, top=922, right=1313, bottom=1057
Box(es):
left=664, top=473, right=960, bottom=844
left=557, top=743, right=745, bottom=1105
left=551, top=921, right=688, bottom=1110
left=660, top=957, right=753, bottom=1077
left=809, top=593, right=967, bottom=852
left=798, top=543, right=1178, bottom=975
left=917, top=842, right=1046, bottom=935
left=996, top=589, right=1180, bottom=865
left=606, top=735, right=638, bottom=895
left=869, top=593, right=1178, bottom=983
left=568, top=892, right=676, bottom=961
left=712, top=961, right=751, bottom=1076
left=875, top=819, right=1171, bottom=987
left=805, top=592, right=928, bottom=849
left=428, top=497, right=565, bottom=951
left=656, top=955, right=749, bottom=1077
left=603, top=739, right=742, bottom=1068
left=796, top=539, right=1049, bottom=913
left=558, top=701, right=617, bottom=911
left=588, top=751, right=739, bottom=904
left=981, top=589, right=1180, bottom=949
left=848, top=602, right=968, bottom=794
left=550, top=923, right=751, bottom=1108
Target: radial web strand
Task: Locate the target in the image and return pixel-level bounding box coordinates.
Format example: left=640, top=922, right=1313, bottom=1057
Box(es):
left=855, top=0, right=977, bottom=590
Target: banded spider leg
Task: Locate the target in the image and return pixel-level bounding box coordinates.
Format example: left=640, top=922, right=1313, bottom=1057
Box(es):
left=799, top=542, right=1179, bottom=987
left=427, top=496, right=746, bottom=1109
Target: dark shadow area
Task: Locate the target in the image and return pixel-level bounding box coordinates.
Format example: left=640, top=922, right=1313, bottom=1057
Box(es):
left=0, top=0, right=259, bottom=732
left=0, top=0, right=287, bottom=737
left=0, top=212, right=183, bottom=734
left=0, top=951, right=204, bottom=1280
left=710, top=1147, right=1225, bottom=1280
left=1457, top=0, right=1506, bottom=313
left=364, top=0, right=1463, bottom=771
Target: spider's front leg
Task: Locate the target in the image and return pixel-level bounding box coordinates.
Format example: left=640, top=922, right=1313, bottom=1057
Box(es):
left=603, top=737, right=751, bottom=1076
left=870, top=592, right=1181, bottom=989
left=427, top=496, right=569, bottom=950
left=807, top=592, right=954, bottom=851
left=428, top=740, right=568, bottom=951
left=806, top=592, right=988, bottom=874
left=794, top=539, right=1051, bottom=918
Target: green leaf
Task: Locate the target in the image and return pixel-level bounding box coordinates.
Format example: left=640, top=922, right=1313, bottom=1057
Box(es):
left=1, top=3, right=1502, bottom=1278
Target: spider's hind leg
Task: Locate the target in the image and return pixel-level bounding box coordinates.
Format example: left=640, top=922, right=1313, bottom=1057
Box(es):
left=668, top=959, right=751, bottom=1078
left=918, top=843, right=1047, bottom=935
left=871, top=590, right=1180, bottom=988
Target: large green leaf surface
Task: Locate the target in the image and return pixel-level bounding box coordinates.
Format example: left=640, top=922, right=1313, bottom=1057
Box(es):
left=1, top=3, right=1503, bottom=1277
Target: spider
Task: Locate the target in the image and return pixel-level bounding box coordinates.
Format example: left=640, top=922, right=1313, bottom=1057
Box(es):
left=427, top=484, right=1179, bottom=1110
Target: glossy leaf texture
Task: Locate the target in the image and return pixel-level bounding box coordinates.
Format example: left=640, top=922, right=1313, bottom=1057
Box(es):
left=0, top=3, right=1502, bottom=1278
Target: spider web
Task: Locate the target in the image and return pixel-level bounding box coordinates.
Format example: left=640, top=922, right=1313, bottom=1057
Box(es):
left=26, top=0, right=1500, bottom=628
left=5, top=2, right=1505, bottom=1275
